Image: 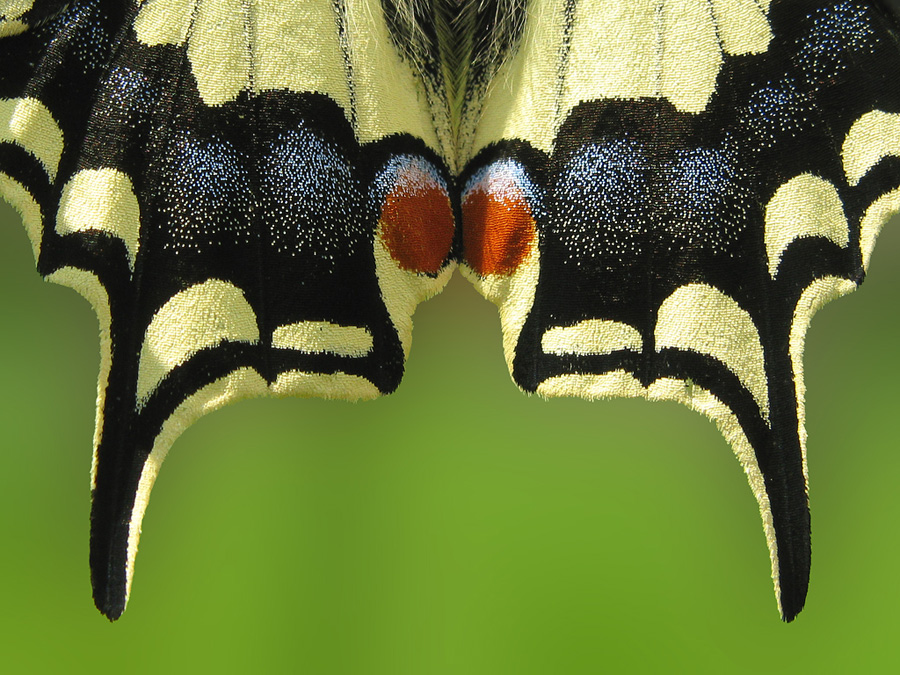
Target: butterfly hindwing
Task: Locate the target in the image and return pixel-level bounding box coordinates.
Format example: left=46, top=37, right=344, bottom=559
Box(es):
left=458, top=0, right=900, bottom=620
left=1, top=0, right=456, bottom=618
left=2, top=0, right=900, bottom=622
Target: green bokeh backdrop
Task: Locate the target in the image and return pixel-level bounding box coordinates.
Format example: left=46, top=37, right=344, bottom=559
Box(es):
left=1, top=199, right=898, bottom=672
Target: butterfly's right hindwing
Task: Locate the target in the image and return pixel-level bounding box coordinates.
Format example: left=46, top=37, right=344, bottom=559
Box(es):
left=457, top=0, right=900, bottom=621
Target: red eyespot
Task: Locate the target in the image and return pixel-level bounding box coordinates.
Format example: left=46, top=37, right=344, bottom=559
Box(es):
left=379, top=161, right=454, bottom=275
left=462, top=177, right=535, bottom=277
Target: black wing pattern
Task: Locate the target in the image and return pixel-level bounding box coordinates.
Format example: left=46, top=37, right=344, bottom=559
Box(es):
left=0, top=0, right=458, bottom=619
left=1, top=0, right=899, bottom=622
left=455, top=0, right=900, bottom=621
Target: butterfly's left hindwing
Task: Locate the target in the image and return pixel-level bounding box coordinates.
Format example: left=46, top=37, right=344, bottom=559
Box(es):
left=0, top=0, right=456, bottom=619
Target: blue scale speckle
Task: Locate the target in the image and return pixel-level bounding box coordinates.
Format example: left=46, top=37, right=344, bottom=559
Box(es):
left=160, top=131, right=253, bottom=252
left=45, top=0, right=113, bottom=75
left=737, top=81, right=812, bottom=151
left=101, top=66, right=157, bottom=122
left=664, top=147, right=750, bottom=250
left=795, top=2, right=879, bottom=87
left=554, top=140, right=649, bottom=261
left=553, top=140, right=748, bottom=262
left=261, top=124, right=365, bottom=264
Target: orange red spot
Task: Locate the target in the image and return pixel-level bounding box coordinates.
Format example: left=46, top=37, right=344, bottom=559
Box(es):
left=462, top=186, right=535, bottom=276
left=380, top=173, right=454, bottom=275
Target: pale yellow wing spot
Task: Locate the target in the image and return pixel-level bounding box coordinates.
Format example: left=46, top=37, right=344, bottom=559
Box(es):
left=764, top=174, right=848, bottom=279
left=0, top=2, right=33, bottom=48
left=134, top=0, right=349, bottom=112
left=659, top=0, right=722, bottom=114
left=541, top=319, right=642, bottom=356
left=187, top=0, right=251, bottom=106
left=0, top=97, right=64, bottom=181
left=0, top=19, right=26, bottom=36
left=272, top=321, right=373, bottom=357
left=133, top=0, right=438, bottom=152
left=564, top=2, right=659, bottom=112
left=710, top=0, right=772, bottom=55
left=843, top=110, right=900, bottom=186
left=343, top=0, right=442, bottom=152
left=56, top=168, right=142, bottom=270
left=253, top=0, right=350, bottom=111
left=136, top=279, right=260, bottom=402
left=0, top=0, right=34, bottom=17
left=656, top=283, right=769, bottom=421
left=0, top=0, right=34, bottom=19
left=133, top=0, right=193, bottom=46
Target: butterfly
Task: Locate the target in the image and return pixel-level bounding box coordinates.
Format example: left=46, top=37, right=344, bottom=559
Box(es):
left=1, top=0, right=899, bottom=623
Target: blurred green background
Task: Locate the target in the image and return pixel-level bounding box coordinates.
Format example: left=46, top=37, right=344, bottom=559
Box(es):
left=0, top=198, right=898, bottom=673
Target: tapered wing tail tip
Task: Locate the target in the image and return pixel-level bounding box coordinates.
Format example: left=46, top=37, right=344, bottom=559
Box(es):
left=93, top=594, right=127, bottom=621
left=98, top=605, right=125, bottom=621
left=779, top=598, right=807, bottom=623
left=90, top=562, right=128, bottom=619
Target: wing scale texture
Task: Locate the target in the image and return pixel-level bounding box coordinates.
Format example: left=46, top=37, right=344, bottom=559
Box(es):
left=1, top=0, right=899, bottom=621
